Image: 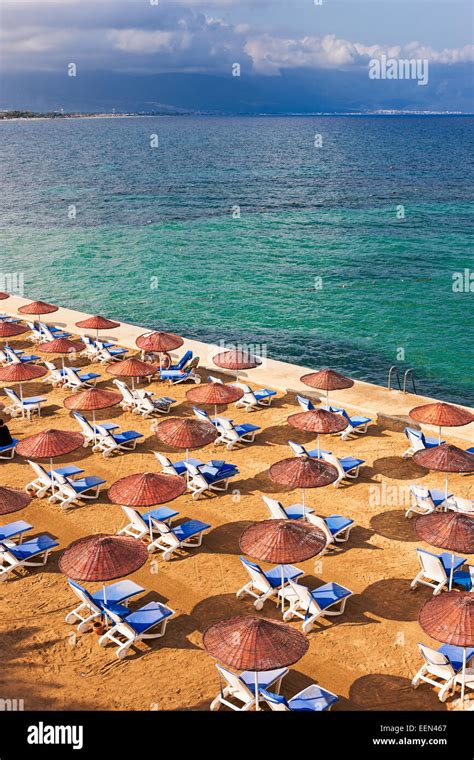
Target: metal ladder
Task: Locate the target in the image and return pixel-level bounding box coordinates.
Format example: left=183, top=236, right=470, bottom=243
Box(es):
left=388, top=366, right=417, bottom=394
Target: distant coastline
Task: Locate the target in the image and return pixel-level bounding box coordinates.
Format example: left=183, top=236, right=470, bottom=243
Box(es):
left=0, top=109, right=471, bottom=121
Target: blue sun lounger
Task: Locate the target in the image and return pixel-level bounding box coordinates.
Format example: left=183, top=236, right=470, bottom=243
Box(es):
left=296, top=395, right=316, bottom=411
left=0, top=534, right=59, bottom=580
left=99, top=601, right=175, bottom=659
left=0, top=437, right=19, bottom=459
left=261, top=684, right=339, bottom=712
left=236, top=557, right=304, bottom=610
left=66, top=578, right=145, bottom=632
left=0, top=520, right=33, bottom=544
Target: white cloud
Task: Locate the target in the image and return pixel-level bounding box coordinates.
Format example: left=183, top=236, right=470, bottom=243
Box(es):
left=245, top=33, right=474, bottom=74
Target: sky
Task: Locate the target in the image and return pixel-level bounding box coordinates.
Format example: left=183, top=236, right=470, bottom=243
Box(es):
left=1, top=0, right=473, bottom=113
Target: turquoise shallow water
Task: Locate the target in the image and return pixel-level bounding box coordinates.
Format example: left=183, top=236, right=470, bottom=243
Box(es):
left=1, top=115, right=473, bottom=404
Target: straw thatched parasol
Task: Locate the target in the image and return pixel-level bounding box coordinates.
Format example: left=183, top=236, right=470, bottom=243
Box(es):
left=75, top=315, right=120, bottom=341
left=64, top=387, right=122, bottom=443
left=0, top=362, right=47, bottom=401
left=269, top=456, right=338, bottom=514
left=16, top=429, right=84, bottom=496
left=203, top=615, right=309, bottom=710
left=59, top=533, right=148, bottom=603
left=18, top=300, right=58, bottom=316
left=300, top=369, right=353, bottom=403
left=0, top=293, right=10, bottom=300
left=136, top=331, right=183, bottom=353
left=212, top=350, right=262, bottom=380
left=410, top=402, right=473, bottom=443
left=107, top=357, right=157, bottom=389
left=287, top=409, right=348, bottom=458
left=37, top=337, right=83, bottom=370
left=186, top=382, right=244, bottom=419
left=155, top=417, right=217, bottom=462
left=0, top=486, right=32, bottom=515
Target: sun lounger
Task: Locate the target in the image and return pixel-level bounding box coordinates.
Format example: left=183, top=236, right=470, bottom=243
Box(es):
left=323, top=407, right=371, bottom=439
left=42, top=361, right=66, bottom=387
left=0, top=438, right=19, bottom=459
left=147, top=518, right=211, bottom=560
left=62, top=366, right=100, bottom=390
left=210, top=664, right=288, bottom=711
left=72, top=412, right=119, bottom=446
left=93, top=425, right=144, bottom=457
left=183, top=461, right=239, bottom=499
left=234, top=382, right=276, bottom=411
left=321, top=452, right=365, bottom=487
left=133, top=392, right=176, bottom=418
left=280, top=578, right=353, bottom=633
left=0, top=534, right=59, bottom=581
left=261, top=684, right=339, bottom=712
left=193, top=406, right=232, bottom=427
left=117, top=505, right=178, bottom=540
left=3, top=388, right=46, bottom=420
left=65, top=578, right=145, bottom=633
left=25, top=460, right=85, bottom=498
left=262, top=494, right=314, bottom=520
left=236, top=557, right=304, bottom=610
left=305, top=512, right=355, bottom=549
left=26, top=322, right=44, bottom=343
left=405, top=485, right=452, bottom=518
left=4, top=347, right=40, bottom=364
left=96, top=344, right=127, bottom=363
left=446, top=496, right=474, bottom=514
left=49, top=472, right=106, bottom=509
left=410, top=548, right=471, bottom=594
left=215, top=417, right=260, bottom=450
left=402, top=427, right=444, bottom=459
left=160, top=354, right=201, bottom=384
left=0, top=520, right=32, bottom=546
left=288, top=440, right=331, bottom=459
left=296, top=395, right=316, bottom=412
left=412, top=643, right=474, bottom=702
left=40, top=325, right=70, bottom=341
left=99, top=600, right=175, bottom=659
left=153, top=451, right=204, bottom=477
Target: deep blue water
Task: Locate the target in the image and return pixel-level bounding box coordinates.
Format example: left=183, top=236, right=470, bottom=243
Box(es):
left=1, top=115, right=473, bottom=404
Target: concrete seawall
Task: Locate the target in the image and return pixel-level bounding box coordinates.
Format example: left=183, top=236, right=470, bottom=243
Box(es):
left=3, top=294, right=474, bottom=443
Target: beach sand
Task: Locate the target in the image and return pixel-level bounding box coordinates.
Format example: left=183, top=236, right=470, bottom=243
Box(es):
left=0, top=315, right=473, bottom=711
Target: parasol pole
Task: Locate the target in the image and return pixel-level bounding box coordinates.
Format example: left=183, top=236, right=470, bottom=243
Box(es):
left=19, top=381, right=23, bottom=402
left=254, top=671, right=260, bottom=711
left=317, top=433, right=321, bottom=459
left=438, top=425, right=442, bottom=444
left=449, top=552, right=454, bottom=591
left=445, top=471, right=449, bottom=505
left=50, top=456, right=55, bottom=496
left=92, top=409, right=97, bottom=445
left=461, top=647, right=467, bottom=705
left=302, top=488, right=306, bottom=518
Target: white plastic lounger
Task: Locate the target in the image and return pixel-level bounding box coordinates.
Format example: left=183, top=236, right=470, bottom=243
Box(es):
left=0, top=438, right=19, bottom=459
left=234, top=382, right=276, bottom=411
left=412, top=643, right=474, bottom=702
left=288, top=440, right=331, bottom=459
left=321, top=452, right=365, bottom=487
left=42, top=361, right=66, bottom=388
left=402, top=427, right=443, bottom=459
left=405, top=485, right=451, bottom=518
left=280, top=578, right=353, bottom=633
left=183, top=461, right=239, bottom=499
left=96, top=344, right=127, bottom=363
left=72, top=412, right=119, bottom=447
left=117, top=505, right=178, bottom=541
left=92, top=425, right=144, bottom=458
left=193, top=406, right=232, bottom=427
left=153, top=451, right=203, bottom=477
left=410, top=549, right=470, bottom=595
left=133, top=393, right=176, bottom=418
left=236, top=557, right=304, bottom=610
left=0, top=520, right=33, bottom=546
left=305, top=513, right=355, bottom=550
left=215, top=417, right=260, bottom=450
left=296, top=395, right=315, bottom=411
left=25, top=461, right=85, bottom=498
left=99, top=601, right=175, bottom=659
left=210, top=664, right=288, bottom=711
left=262, top=494, right=314, bottom=521
left=65, top=578, right=144, bottom=633
left=62, top=366, right=100, bottom=390
left=0, top=534, right=59, bottom=581
left=147, top=518, right=211, bottom=560
left=261, top=684, right=338, bottom=712
left=49, top=472, right=106, bottom=509
left=446, top=496, right=474, bottom=514
left=3, top=388, right=46, bottom=420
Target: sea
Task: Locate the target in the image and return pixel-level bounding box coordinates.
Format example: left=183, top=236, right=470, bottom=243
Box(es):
left=1, top=115, right=473, bottom=405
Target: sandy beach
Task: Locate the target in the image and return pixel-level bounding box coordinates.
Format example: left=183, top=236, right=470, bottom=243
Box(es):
left=0, top=297, right=473, bottom=711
